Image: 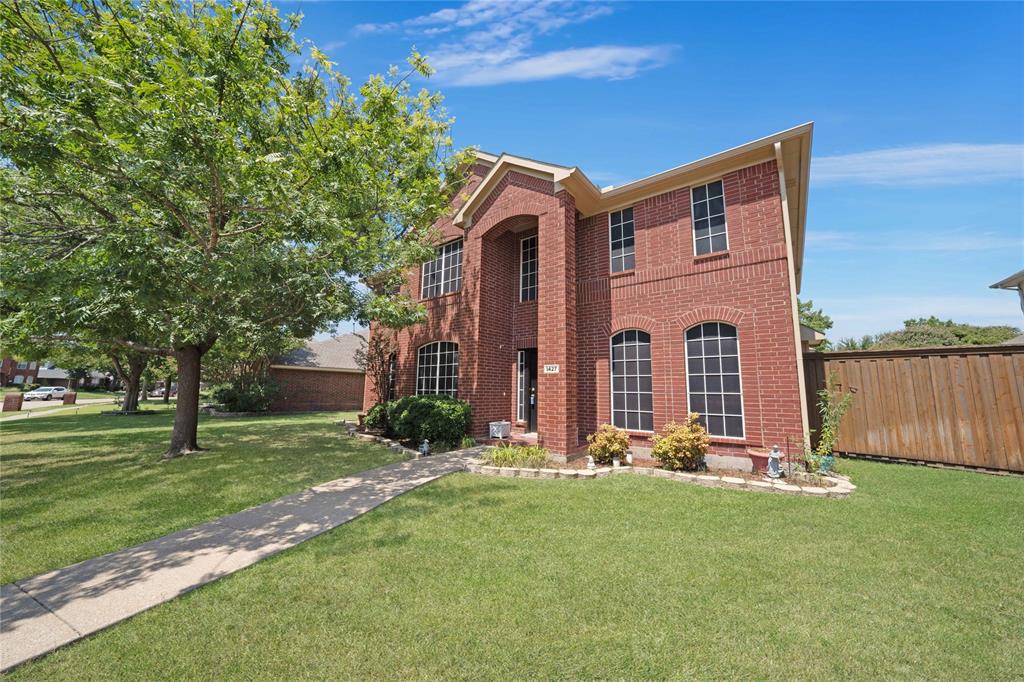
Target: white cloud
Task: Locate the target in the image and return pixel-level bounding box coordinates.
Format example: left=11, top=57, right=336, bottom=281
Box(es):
left=807, top=227, right=1023, bottom=253
left=445, top=45, right=675, bottom=86
left=353, top=0, right=674, bottom=86
left=813, top=143, right=1024, bottom=185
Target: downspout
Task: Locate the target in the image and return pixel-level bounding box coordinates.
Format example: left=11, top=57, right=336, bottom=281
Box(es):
left=774, top=141, right=811, bottom=445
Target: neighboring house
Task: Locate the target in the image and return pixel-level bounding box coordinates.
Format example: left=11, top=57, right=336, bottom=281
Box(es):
left=35, top=364, right=111, bottom=389
left=0, top=358, right=39, bottom=386
left=363, top=123, right=814, bottom=462
left=269, top=334, right=366, bottom=412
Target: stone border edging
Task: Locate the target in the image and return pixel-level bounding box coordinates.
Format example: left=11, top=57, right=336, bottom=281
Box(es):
left=339, top=421, right=426, bottom=459
left=464, top=461, right=856, bottom=498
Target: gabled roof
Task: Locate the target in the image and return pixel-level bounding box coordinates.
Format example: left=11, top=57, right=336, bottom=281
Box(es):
left=454, top=123, right=814, bottom=290
left=991, top=269, right=1024, bottom=290
left=272, top=334, right=366, bottom=372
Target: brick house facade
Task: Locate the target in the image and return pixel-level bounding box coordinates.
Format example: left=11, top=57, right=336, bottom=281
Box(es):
left=270, top=334, right=366, bottom=413
left=364, top=124, right=813, bottom=461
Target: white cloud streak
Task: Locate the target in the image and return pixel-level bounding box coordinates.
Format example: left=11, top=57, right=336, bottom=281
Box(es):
left=807, top=227, right=1023, bottom=253
left=813, top=143, right=1024, bottom=185
left=353, top=0, right=675, bottom=86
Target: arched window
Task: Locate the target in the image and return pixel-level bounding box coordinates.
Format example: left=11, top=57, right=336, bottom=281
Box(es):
left=686, top=323, right=743, bottom=438
left=610, top=330, right=653, bottom=432
left=416, top=342, right=459, bottom=397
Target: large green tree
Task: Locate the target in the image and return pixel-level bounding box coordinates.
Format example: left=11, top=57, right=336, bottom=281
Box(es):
left=1, top=0, right=468, bottom=456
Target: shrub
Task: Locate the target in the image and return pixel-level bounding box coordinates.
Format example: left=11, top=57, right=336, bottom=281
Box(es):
left=364, top=401, right=390, bottom=431
left=586, top=423, right=630, bottom=465
left=388, top=395, right=471, bottom=446
left=483, top=444, right=550, bottom=468
left=652, top=414, right=710, bottom=471
left=211, top=375, right=279, bottom=412
left=806, top=372, right=854, bottom=473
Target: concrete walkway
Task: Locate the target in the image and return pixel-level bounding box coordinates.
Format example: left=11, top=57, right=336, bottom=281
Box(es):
left=0, top=451, right=477, bottom=672
left=0, top=398, right=115, bottom=423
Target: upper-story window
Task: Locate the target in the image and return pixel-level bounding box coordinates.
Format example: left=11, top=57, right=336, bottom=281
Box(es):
left=609, top=208, right=635, bottom=273
left=16, top=361, right=28, bottom=369
left=421, top=239, right=463, bottom=299
left=691, top=180, right=728, bottom=256
left=520, top=235, right=538, bottom=302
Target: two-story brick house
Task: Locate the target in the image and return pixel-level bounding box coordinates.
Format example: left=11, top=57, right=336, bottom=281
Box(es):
left=363, top=123, right=814, bottom=463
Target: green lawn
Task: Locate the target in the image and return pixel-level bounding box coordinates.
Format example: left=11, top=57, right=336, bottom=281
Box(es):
left=11, top=459, right=1024, bottom=679
left=0, top=407, right=403, bottom=584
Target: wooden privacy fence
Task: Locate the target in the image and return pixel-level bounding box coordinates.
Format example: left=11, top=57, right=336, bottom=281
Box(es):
left=803, top=345, right=1024, bottom=473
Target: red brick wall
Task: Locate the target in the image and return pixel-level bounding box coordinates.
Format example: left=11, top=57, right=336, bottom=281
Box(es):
left=365, top=157, right=804, bottom=457
left=270, top=368, right=365, bottom=412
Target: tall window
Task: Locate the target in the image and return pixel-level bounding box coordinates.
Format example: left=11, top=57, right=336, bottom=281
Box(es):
left=610, top=330, right=653, bottom=431
left=691, top=180, right=728, bottom=255
left=386, top=352, right=397, bottom=401
left=686, top=323, right=743, bottom=438
left=520, top=235, right=538, bottom=302
left=416, top=342, right=459, bottom=397
left=517, top=350, right=527, bottom=421
left=609, top=208, right=635, bottom=273
left=421, top=239, right=463, bottom=299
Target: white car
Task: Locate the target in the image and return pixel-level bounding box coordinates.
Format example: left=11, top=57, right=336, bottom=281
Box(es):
left=24, top=386, right=67, bottom=401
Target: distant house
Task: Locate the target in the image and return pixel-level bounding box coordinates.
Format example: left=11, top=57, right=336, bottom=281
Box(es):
left=268, top=334, right=366, bottom=412
left=991, top=268, right=1024, bottom=316
left=1, top=358, right=111, bottom=388
left=0, top=358, right=38, bottom=386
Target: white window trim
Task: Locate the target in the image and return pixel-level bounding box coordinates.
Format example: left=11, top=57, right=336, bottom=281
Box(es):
left=519, top=235, right=538, bottom=302
left=517, top=350, right=526, bottom=422
left=608, top=208, right=636, bottom=273
left=420, top=239, right=463, bottom=300
left=683, top=322, right=746, bottom=440
left=415, top=341, right=459, bottom=397
left=690, top=180, right=730, bottom=256
left=608, top=329, right=655, bottom=434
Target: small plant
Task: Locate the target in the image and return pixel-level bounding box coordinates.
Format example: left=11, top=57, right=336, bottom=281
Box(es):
left=460, top=435, right=476, bottom=449
left=211, top=375, right=279, bottom=412
left=807, top=372, right=854, bottom=473
left=364, top=401, right=390, bottom=432
left=651, top=414, right=710, bottom=471
left=483, top=443, right=550, bottom=468
left=586, top=423, right=630, bottom=465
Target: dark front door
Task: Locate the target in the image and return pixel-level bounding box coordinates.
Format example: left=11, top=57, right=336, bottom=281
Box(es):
left=519, top=348, right=538, bottom=432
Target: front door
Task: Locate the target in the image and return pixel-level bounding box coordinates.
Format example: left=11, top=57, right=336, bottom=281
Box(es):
left=518, top=348, right=538, bottom=433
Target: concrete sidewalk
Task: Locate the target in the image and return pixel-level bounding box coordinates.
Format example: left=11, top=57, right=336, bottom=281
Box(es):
left=0, top=399, right=115, bottom=423
left=0, top=451, right=478, bottom=672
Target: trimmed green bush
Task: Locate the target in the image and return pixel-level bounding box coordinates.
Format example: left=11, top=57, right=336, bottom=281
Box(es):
left=364, top=402, right=389, bottom=431
left=211, top=376, right=279, bottom=412
left=387, top=395, right=471, bottom=446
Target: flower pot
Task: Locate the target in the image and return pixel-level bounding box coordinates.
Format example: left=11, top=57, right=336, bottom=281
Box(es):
left=612, top=456, right=621, bottom=468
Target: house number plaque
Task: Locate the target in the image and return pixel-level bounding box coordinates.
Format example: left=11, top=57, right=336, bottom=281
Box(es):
left=543, top=364, right=560, bottom=374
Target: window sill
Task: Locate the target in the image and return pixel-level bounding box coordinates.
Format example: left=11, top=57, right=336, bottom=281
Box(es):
left=420, top=290, right=462, bottom=302
left=609, top=269, right=636, bottom=279
left=693, top=251, right=729, bottom=264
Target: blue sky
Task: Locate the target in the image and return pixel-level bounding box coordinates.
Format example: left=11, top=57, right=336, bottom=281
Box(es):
left=287, top=1, right=1024, bottom=341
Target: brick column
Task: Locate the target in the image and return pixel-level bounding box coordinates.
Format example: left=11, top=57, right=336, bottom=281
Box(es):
left=536, top=192, right=578, bottom=454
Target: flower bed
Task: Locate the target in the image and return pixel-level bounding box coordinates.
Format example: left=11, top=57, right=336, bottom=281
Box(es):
left=465, top=458, right=856, bottom=498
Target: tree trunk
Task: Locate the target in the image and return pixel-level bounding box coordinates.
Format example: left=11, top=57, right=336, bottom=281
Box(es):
left=163, top=373, right=173, bottom=404
left=121, top=356, right=147, bottom=413
left=164, top=342, right=211, bottom=459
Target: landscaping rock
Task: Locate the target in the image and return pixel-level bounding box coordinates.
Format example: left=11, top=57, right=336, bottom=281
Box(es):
left=594, top=467, right=613, bottom=478
left=559, top=470, right=579, bottom=479
left=498, top=467, right=519, bottom=477
left=653, top=468, right=675, bottom=479
left=801, top=486, right=828, bottom=496
left=480, top=466, right=500, bottom=476
left=519, top=469, right=539, bottom=479
left=538, top=468, right=560, bottom=479
left=577, top=470, right=596, bottom=479
left=721, top=476, right=746, bottom=486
